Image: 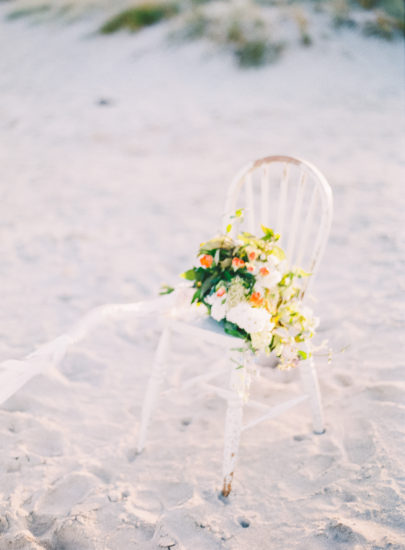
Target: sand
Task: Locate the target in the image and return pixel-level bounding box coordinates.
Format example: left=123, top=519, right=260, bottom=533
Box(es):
left=0, top=4, right=404, bottom=549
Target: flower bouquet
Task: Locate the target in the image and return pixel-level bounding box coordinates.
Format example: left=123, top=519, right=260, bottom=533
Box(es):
left=181, top=217, right=318, bottom=370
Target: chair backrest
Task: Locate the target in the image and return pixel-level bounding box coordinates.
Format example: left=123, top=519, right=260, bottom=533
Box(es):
left=222, top=155, right=333, bottom=296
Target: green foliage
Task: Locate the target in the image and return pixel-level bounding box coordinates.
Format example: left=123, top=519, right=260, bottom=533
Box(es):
left=176, top=7, right=211, bottom=39
left=363, top=11, right=405, bottom=38
left=378, top=0, right=405, bottom=19
left=234, top=39, right=268, bottom=67
left=353, top=0, right=404, bottom=17
left=290, top=6, right=313, bottom=46
left=159, top=284, right=175, bottom=295
left=189, top=0, right=214, bottom=4
left=6, top=4, right=50, bottom=20
left=223, top=320, right=247, bottom=339
left=170, top=0, right=404, bottom=67
left=172, top=3, right=285, bottom=68
left=186, top=225, right=285, bottom=307
left=233, top=37, right=284, bottom=68
left=100, top=2, right=179, bottom=34
left=178, top=219, right=318, bottom=366
left=222, top=10, right=284, bottom=67
left=330, top=0, right=404, bottom=35
left=182, top=269, right=197, bottom=281
left=261, top=225, right=280, bottom=241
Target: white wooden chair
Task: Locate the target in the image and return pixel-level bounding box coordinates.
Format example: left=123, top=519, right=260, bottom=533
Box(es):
left=137, top=155, right=333, bottom=497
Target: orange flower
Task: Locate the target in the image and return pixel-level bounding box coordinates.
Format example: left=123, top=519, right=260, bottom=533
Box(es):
left=232, top=257, right=245, bottom=269
left=248, top=251, right=257, bottom=261
left=250, top=291, right=263, bottom=307
left=259, top=267, right=269, bottom=276
left=200, top=254, right=213, bottom=268
left=217, top=287, right=226, bottom=297
left=246, top=263, right=255, bottom=273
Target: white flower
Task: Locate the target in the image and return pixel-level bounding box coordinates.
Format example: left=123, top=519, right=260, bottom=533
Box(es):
left=253, top=282, right=265, bottom=296
left=211, top=300, right=227, bottom=321
left=264, top=255, right=279, bottom=269
left=251, top=329, right=273, bottom=352
left=265, top=289, right=280, bottom=315
left=261, top=270, right=282, bottom=289
left=283, top=342, right=299, bottom=361
left=226, top=303, right=272, bottom=334
left=280, top=285, right=297, bottom=302
left=206, top=293, right=227, bottom=322
left=273, top=326, right=290, bottom=340
left=226, top=277, right=246, bottom=308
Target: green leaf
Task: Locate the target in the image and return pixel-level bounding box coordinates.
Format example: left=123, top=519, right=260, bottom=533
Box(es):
left=200, top=273, right=218, bottom=297
left=296, top=267, right=311, bottom=278
left=159, top=285, right=175, bottom=295
left=182, top=269, right=196, bottom=281
left=271, top=246, right=286, bottom=260
left=279, top=271, right=294, bottom=287
left=223, top=320, right=247, bottom=339
left=261, top=224, right=275, bottom=241
left=297, top=350, right=307, bottom=360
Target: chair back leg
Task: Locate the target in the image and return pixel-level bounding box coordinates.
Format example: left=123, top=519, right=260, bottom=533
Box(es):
left=137, top=327, right=170, bottom=453
left=299, top=358, right=325, bottom=434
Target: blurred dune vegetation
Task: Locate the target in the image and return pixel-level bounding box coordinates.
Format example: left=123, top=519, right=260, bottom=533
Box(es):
left=1, top=0, right=404, bottom=66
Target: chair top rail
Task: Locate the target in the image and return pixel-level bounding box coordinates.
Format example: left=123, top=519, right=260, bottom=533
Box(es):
left=223, top=155, right=332, bottom=229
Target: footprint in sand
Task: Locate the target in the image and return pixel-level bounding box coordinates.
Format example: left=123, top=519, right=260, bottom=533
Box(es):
left=0, top=532, right=44, bottom=550
left=35, top=473, right=98, bottom=516
left=52, top=518, right=98, bottom=550
left=366, top=383, right=405, bottom=405
left=334, top=373, right=354, bottom=387
left=323, top=520, right=365, bottom=544
left=153, top=509, right=224, bottom=550
left=158, top=481, right=194, bottom=508
left=343, top=418, right=375, bottom=465
left=26, top=511, right=55, bottom=537
left=60, top=352, right=106, bottom=386
left=0, top=515, right=10, bottom=534
left=27, top=426, right=65, bottom=457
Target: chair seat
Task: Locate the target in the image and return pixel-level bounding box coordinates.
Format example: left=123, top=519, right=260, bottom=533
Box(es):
left=169, top=312, right=239, bottom=347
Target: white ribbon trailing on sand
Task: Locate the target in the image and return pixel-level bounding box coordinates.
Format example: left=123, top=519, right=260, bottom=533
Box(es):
left=0, top=295, right=176, bottom=406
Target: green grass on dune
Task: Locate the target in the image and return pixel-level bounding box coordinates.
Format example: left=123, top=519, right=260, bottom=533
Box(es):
left=100, top=2, right=179, bottom=34
left=2, top=0, right=402, bottom=69
left=6, top=4, right=51, bottom=20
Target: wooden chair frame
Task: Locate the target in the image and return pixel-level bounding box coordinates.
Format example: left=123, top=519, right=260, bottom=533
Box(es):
left=137, top=155, right=333, bottom=496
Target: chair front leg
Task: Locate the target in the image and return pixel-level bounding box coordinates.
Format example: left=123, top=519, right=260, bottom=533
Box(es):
left=137, top=326, right=170, bottom=453
left=300, top=357, right=325, bottom=434
left=222, top=354, right=251, bottom=497
left=222, top=392, right=244, bottom=497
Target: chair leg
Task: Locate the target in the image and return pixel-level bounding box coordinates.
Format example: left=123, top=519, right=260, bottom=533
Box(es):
left=300, top=357, right=325, bottom=434
left=221, top=356, right=249, bottom=497
left=137, top=326, right=170, bottom=453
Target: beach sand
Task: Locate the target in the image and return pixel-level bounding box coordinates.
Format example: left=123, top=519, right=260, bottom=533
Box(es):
left=0, top=5, right=404, bottom=549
